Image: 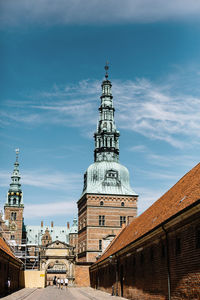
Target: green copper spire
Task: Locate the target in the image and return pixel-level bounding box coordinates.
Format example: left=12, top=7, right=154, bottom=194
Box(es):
left=94, top=63, right=120, bottom=162
left=5, top=149, right=23, bottom=207
left=81, top=65, right=137, bottom=196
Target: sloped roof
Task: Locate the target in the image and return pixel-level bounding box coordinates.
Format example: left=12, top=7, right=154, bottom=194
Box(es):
left=96, top=163, right=200, bottom=264
left=47, top=240, right=73, bottom=248
left=0, top=236, right=21, bottom=263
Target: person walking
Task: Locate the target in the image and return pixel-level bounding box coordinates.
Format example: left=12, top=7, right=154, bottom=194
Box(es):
left=53, top=276, right=57, bottom=288
left=60, top=278, right=64, bottom=289
left=64, top=277, right=68, bottom=289
left=5, top=277, right=10, bottom=295
left=57, top=277, right=60, bottom=288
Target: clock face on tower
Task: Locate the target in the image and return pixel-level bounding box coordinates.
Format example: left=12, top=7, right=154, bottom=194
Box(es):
left=10, top=221, right=17, bottom=231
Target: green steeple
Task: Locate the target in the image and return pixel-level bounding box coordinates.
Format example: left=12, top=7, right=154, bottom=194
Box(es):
left=5, top=149, right=23, bottom=207
left=81, top=64, right=137, bottom=196
left=94, top=63, right=120, bottom=162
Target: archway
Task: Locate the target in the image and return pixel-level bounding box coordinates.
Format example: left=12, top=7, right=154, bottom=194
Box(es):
left=45, top=260, right=68, bottom=286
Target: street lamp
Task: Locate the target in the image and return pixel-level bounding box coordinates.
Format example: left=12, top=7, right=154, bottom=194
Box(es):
left=109, top=255, right=118, bottom=296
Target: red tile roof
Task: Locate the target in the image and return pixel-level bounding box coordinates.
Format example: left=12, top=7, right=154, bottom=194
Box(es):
left=96, top=163, right=200, bottom=263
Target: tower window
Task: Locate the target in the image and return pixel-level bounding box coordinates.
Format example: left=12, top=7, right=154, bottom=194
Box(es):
left=13, top=198, right=16, bottom=205
left=11, top=212, right=17, bottom=221
left=120, top=216, right=126, bottom=227
left=11, top=235, right=15, bottom=240
left=100, top=201, right=104, bottom=206
left=121, top=202, right=124, bottom=207
left=99, top=215, right=105, bottom=226
left=99, top=240, right=102, bottom=251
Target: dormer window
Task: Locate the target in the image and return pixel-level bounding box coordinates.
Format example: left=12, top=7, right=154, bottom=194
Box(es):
left=106, top=170, right=118, bottom=179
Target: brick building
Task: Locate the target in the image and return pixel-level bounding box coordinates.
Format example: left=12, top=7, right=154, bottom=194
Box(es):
left=90, top=163, right=200, bottom=300
left=77, top=65, right=138, bottom=263
left=0, top=236, right=22, bottom=296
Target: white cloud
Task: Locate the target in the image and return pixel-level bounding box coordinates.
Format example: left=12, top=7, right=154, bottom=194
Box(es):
left=136, top=168, right=179, bottom=181
left=128, top=145, right=147, bottom=153
left=2, top=76, right=200, bottom=148
left=1, top=0, right=200, bottom=27
left=147, top=153, right=199, bottom=168
left=24, top=201, right=76, bottom=218
left=136, top=187, right=164, bottom=215
left=0, top=171, right=10, bottom=187
left=0, top=169, right=82, bottom=191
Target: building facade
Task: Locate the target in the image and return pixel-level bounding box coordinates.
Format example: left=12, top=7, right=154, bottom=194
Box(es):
left=77, top=65, right=138, bottom=263
left=90, top=163, right=200, bottom=300
left=1, top=150, right=78, bottom=274
left=40, top=240, right=75, bottom=286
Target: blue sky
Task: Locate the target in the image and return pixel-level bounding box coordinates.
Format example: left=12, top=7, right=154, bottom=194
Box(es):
left=1, top=0, right=200, bottom=226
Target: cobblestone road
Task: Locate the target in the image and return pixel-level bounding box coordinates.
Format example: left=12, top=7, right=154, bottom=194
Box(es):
left=2, top=286, right=128, bottom=300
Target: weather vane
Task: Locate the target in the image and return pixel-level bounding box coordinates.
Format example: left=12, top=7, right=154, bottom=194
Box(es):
left=15, top=148, right=19, bottom=161
left=104, top=61, right=109, bottom=78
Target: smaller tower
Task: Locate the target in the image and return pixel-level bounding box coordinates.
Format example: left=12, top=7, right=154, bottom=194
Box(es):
left=4, top=149, right=24, bottom=245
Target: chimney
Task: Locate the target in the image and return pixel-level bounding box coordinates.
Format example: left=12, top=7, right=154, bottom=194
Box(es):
left=67, top=222, right=70, bottom=229
left=122, top=223, right=126, bottom=229
left=51, top=221, right=54, bottom=228
left=127, top=216, right=134, bottom=225
left=41, top=220, right=43, bottom=227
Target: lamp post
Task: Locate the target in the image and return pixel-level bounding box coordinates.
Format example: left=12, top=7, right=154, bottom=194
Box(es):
left=109, top=255, right=118, bottom=296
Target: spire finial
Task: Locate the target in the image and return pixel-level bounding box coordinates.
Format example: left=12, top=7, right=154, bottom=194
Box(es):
left=15, top=148, right=19, bottom=162
left=104, top=61, right=109, bottom=79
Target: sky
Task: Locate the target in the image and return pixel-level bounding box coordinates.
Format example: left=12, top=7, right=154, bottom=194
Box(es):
left=1, top=0, right=200, bottom=226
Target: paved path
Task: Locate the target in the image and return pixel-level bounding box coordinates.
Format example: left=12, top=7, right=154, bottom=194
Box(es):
left=2, top=286, right=128, bottom=300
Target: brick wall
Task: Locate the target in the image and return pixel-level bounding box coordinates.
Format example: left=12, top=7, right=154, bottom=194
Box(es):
left=78, top=193, right=137, bottom=263
left=75, top=264, right=90, bottom=286
left=90, top=210, right=200, bottom=300
left=4, top=207, right=23, bottom=244
left=0, top=252, right=21, bottom=296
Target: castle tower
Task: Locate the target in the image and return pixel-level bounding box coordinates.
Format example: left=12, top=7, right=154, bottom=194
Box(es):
left=4, top=149, right=24, bottom=245
left=77, top=65, right=138, bottom=262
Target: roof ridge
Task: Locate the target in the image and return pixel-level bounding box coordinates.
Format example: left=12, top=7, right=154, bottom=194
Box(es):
left=95, top=162, right=200, bottom=264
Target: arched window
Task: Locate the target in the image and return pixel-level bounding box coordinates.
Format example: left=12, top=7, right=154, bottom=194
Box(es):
left=121, top=202, right=125, bottom=207
left=105, top=138, right=108, bottom=147
left=110, top=123, right=112, bottom=131
left=110, top=138, right=112, bottom=147
left=13, top=198, right=16, bottom=205
left=100, top=201, right=104, bottom=206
